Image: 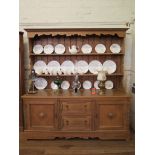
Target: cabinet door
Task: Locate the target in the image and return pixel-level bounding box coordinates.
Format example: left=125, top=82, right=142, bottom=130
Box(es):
left=96, top=101, right=127, bottom=130
left=24, top=99, right=57, bottom=130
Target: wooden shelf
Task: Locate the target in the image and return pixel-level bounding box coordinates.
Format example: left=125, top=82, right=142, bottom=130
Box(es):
left=30, top=53, right=124, bottom=56
left=35, top=73, right=123, bottom=77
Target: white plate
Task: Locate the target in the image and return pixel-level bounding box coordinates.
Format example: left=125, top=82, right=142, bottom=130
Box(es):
left=83, top=80, right=92, bottom=89
left=103, top=60, right=116, bottom=74
left=81, top=44, right=92, bottom=54
left=33, top=60, right=47, bottom=75
left=61, top=60, right=74, bottom=75
left=34, top=78, right=47, bottom=90
left=94, top=81, right=100, bottom=89
left=105, top=80, right=113, bottom=89
left=95, top=44, right=106, bottom=53
left=47, top=61, right=60, bottom=75
left=75, top=60, right=89, bottom=74
left=61, top=81, right=70, bottom=90
left=110, top=43, right=121, bottom=53
left=89, top=60, right=102, bottom=74
left=51, top=81, right=58, bottom=90
left=55, top=44, right=65, bottom=54
left=33, top=44, right=43, bottom=54
left=43, top=44, right=54, bottom=54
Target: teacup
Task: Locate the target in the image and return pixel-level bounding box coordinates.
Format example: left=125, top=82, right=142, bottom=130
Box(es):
left=48, top=68, right=53, bottom=75
left=66, top=70, right=71, bottom=75
left=58, top=70, right=62, bottom=75
left=53, top=69, right=57, bottom=75
left=42, top=68, right=48, bottom=75
left=36, top=68, right=43, bottom=75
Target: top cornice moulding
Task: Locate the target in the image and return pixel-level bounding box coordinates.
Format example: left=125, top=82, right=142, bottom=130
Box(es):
left=19, top=21, right=130, bottom=29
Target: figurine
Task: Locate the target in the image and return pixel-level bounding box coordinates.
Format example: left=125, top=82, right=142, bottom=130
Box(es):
left=72, top=73, right=81, bottom=93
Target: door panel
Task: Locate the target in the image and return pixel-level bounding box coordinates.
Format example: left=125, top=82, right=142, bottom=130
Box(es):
left=96, top=103, right=125, bottom=130
left=24, top=99, right=57, bottom=130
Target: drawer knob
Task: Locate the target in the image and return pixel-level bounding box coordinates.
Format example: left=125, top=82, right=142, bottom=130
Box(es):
left=39, top=112, right=45, bottom=118
left=108, top=112, right=114, bottom=118
left=66, top=120, right=69, bottom=125
left=84, top=120, right=88, bottom=125
left=66, top=105, right=69, bottom=110
left=84, top=105, right=87, bottom=111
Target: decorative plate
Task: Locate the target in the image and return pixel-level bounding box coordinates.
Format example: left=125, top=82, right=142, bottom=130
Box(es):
left=34, top=78, right=47, bottom=90
left=94, top=81, right=100, bottom=89
left=33, top=44, right=43, bottom=54
left=105, top=80, right=113, bottom=89
left=43, top=44, right=54, bottom=54
left=61, top=60, right=74, bottom=75
left=61, top=81, right=70, bottom=90
left=81, top=44, right=92, bottom=54
left=89, top=60, right=102, bottom=74
left=110, top=43, right=121, bottom=53
left=76, top=60, right=89, bottom=74
left=95, top=44, right=106, bottom=53
left=47, top=61, right=60, bottom=75
left=51, top=81, right=58, bottom=90
left=55, top=44, right=65, bottom=54
left=33, top=60, right=47, bottom=75
left=103, top=60, right=116, bottom=74
left=83, top=80, right=92, bottom=89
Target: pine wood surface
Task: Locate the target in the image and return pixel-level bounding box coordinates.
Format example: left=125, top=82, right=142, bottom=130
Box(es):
left=27, top=28, right=125, bottom=89
left=22, top=89, right=130, bottom=99
left=25, top=28, right=128, bottom=38
left=22, top=28, right=131, bottom=141
left=20, top=132, right=134, bottom=155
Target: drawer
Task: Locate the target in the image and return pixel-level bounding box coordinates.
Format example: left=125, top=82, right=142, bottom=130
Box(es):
left=60, top=100, right=92, bottom=115
left=61, top=116, right=92, bottom=131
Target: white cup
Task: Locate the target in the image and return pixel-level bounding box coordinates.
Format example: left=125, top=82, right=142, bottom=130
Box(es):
left=58, top=70, right=62, bottom=75
left=53, top=69, right=57, bottom=75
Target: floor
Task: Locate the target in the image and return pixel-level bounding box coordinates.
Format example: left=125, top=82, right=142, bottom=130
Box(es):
left=20, top=132, right=135, bottom=155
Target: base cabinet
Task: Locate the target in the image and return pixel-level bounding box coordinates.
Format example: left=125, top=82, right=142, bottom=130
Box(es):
left=22, top=96, right=130, bottom=140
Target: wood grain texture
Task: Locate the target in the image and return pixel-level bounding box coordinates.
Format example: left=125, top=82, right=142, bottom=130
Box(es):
left=19, top=32, right=25, bottom=131
left=21, top=28, right=131, bottom=141
left=25, top=28, right=128, bottom=38
left=29, top=30, right=125, bottom=89
left=22, top=90, right=130, bottom=140
left=20, top=132, right=134, bottom=155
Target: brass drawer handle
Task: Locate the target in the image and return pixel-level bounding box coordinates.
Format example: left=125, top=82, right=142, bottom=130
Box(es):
left=84, top=120, right=88, bottom=125
left=84, top=105, right=87, bottom=110
left=66, top=105, right=69, bottom=110
left=66, top=120, right=69, bottom=125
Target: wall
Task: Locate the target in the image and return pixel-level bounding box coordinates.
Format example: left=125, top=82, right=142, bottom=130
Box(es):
left=20, top=0, right=135, bottom=129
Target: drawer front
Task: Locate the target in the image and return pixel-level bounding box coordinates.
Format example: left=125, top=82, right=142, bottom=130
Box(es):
left=60, top=100, right=92, bottom=115
left=23, top=99, right=57, bottom=130
left=61, top=116, right=92, bottom=131
left=96, top=104, right=126, bottom=130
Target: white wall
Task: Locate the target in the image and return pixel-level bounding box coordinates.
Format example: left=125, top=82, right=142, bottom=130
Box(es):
left=20, top=0, right=135, bottom=128
left=20, top=0, right=134, bottom=28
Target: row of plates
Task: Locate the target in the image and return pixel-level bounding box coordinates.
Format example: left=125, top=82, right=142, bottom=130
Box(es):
left=34, top=78, right=113, bottom=90
left=33, top=60, right=116, bottom=75
left=33, top=43, right=121, bottom=54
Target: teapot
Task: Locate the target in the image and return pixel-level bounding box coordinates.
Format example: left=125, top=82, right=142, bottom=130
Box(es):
left=68, top=45, right=78, bottom=54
